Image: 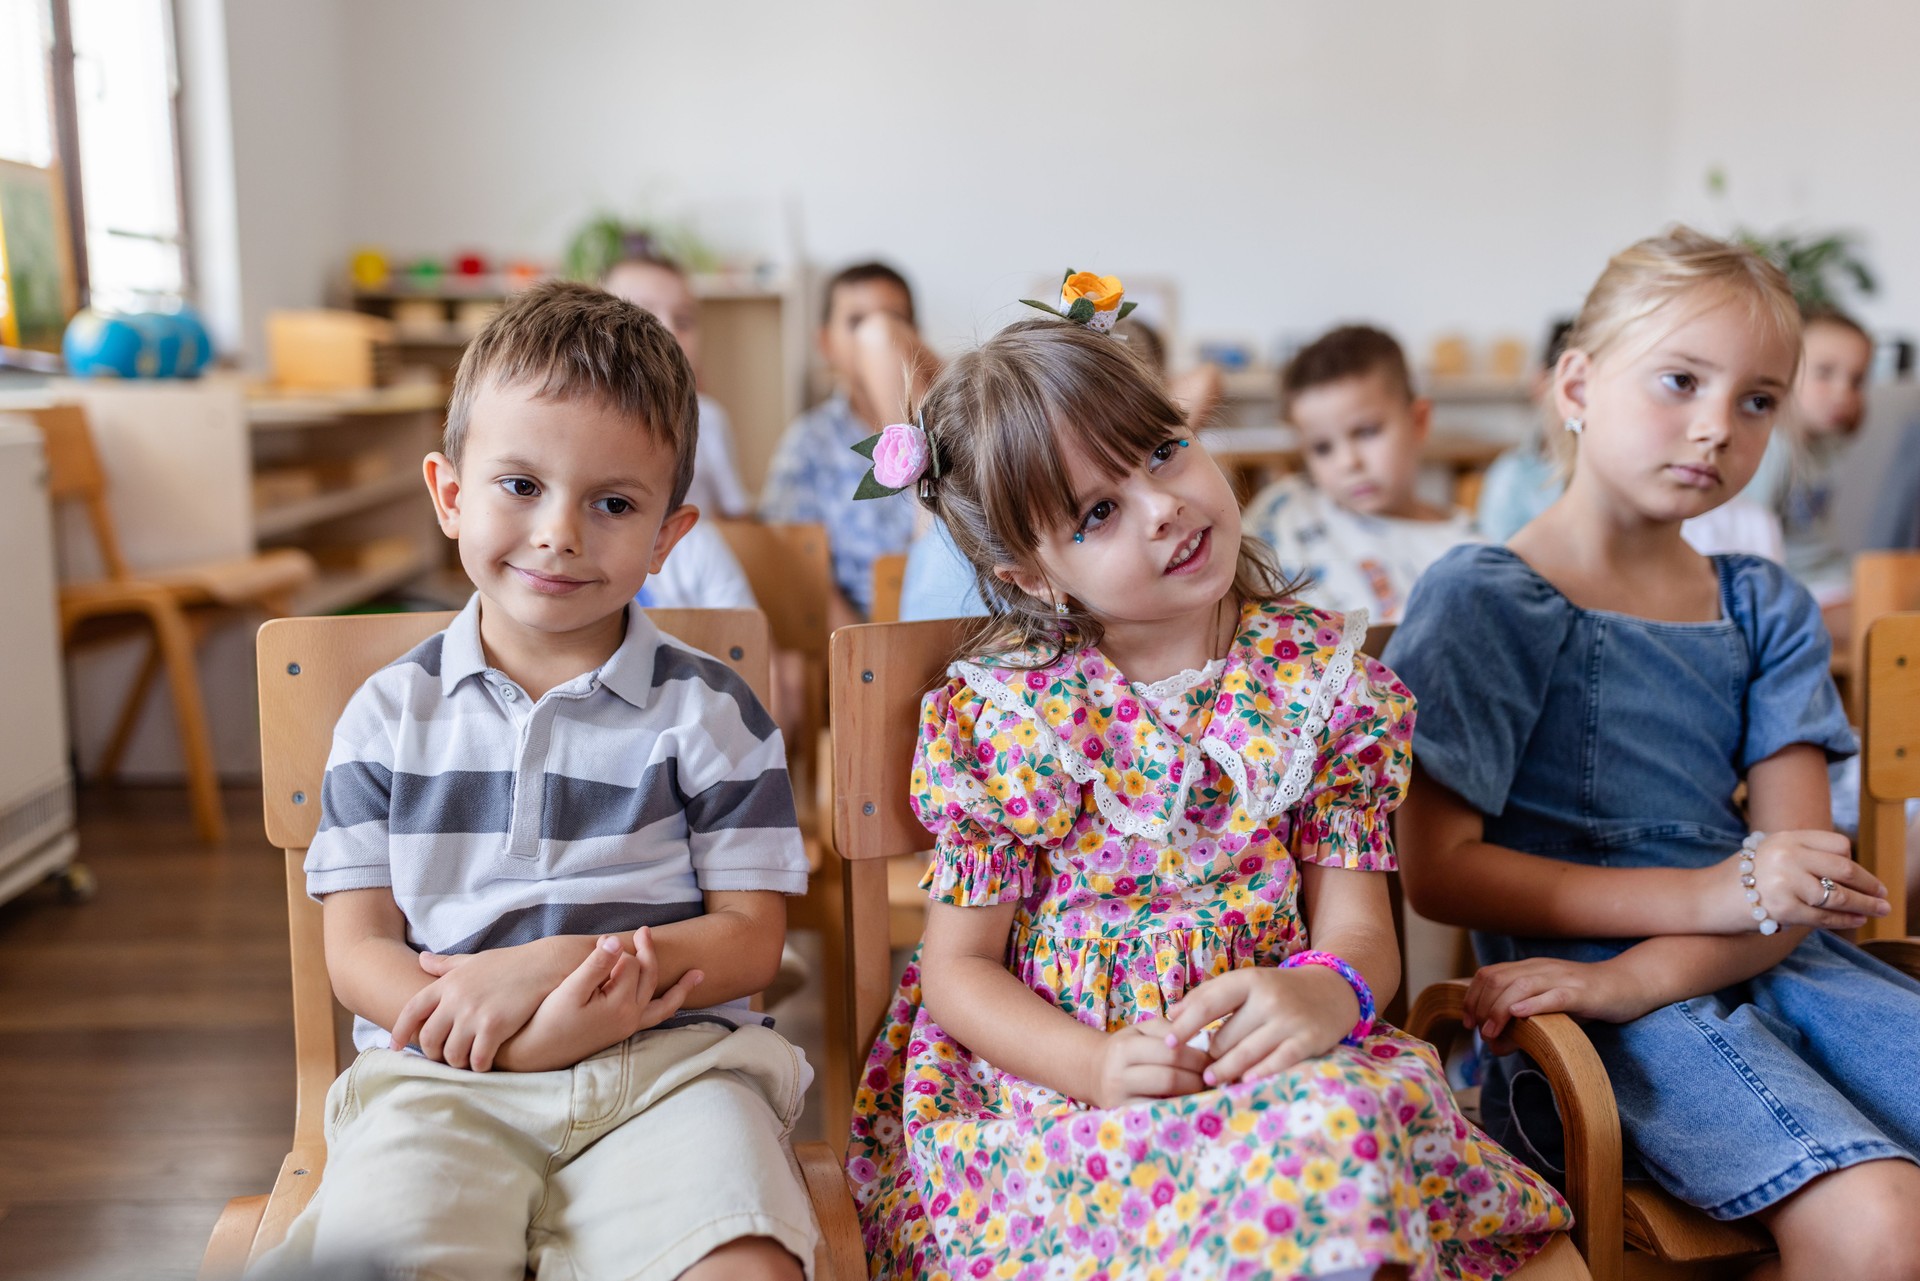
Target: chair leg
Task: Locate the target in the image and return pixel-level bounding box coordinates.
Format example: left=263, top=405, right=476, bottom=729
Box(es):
left=145, top=599, right=226, bottom=845
left=97, top=636, right=162, bottom=780
left=812, top=848, right=852, bottom=1157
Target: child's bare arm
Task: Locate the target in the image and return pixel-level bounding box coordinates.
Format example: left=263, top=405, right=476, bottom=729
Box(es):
left=1463, top=745, right=1882, bottom=1043
left=492, top=930, right=702, bottom=1074
left=849, top=312, right=939, bottom=428
left=920, top=900, right=1208, bottom=1109
left=321, top=887, right=436, bottom=1032
left=1398, top=763, right=1884, bottom=937
left=431, top=890, right=788, bottom=1016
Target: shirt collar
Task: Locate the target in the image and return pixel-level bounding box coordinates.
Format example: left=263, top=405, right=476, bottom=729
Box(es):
left=440, top=594, right=662, bottom=710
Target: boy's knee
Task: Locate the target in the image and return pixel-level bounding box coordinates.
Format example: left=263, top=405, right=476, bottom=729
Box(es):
left=677, top=1235, right=805, bottom=1281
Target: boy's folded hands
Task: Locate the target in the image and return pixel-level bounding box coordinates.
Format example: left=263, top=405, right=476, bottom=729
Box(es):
left=391, top=926, right=703, bottom=1073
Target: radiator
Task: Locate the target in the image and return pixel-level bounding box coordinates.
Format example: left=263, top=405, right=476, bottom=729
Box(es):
left=0, top=415, right=78, bottom=904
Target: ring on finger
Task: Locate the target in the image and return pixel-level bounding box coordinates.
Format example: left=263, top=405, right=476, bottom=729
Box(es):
left=1817, top=876, right=1835, bottom=910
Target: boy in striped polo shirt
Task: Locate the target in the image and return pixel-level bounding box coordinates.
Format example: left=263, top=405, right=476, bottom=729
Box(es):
left=258, top=282, right=816, bottom=1281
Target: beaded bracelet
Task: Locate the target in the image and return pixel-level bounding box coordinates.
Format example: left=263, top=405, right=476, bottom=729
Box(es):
left=1739, top=831, right=1779, bottom=935
left=1282, top=950, right=1376, bottom=1045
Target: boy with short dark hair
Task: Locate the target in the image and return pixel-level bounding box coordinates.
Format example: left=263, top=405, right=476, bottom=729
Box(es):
left=760, top=261, right=930, bottom=621
left=1244, top=323, right=1478, bottom=623
left=258, top=281, right=816, bottom=1281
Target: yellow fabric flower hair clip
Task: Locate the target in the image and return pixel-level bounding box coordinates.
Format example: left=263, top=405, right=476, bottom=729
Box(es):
left=1021, top=270, right=1138, bottom=333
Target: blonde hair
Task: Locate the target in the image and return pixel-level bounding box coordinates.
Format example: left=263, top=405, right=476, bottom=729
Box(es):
left=916, top=318, right=1301, bottom=666
left=1551, top=225, right=1802, bottom=469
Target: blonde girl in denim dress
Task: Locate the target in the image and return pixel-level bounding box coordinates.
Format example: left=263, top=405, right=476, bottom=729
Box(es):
left=1387, top=227, right=1920, bottom=1281
left=845, top=280, right=1571, bottom=1281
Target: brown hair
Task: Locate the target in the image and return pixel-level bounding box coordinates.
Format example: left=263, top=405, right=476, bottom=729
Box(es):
left=1551, top=225, right=1802, bottom=472
left=602, top=244, right=686, bottom=282
left=1280, top=324, right=1413, bottom=417
left=444, top=280, right=699, bottom=509
left=917, top=318, right=1301, bottom=665
left=821, top=260, right=916, bottom=327
left=1801, top=306, right=1871, bottom=344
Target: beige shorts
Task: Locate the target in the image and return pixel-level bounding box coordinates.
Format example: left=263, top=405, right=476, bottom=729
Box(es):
left=255, top=1022, right=818, bottom=1281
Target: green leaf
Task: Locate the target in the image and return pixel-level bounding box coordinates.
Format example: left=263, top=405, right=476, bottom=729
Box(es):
left=1067, top=298, right=1096, bottom=324
left=852, top=469, right=905, bottom=501
left=850, top=432, right=882, bottom=460
left=1019, top=299, right=1064, bottom=317
left=1117, top=300, right=1138, bottom=321
left=1060, top=268, right=1075, bottom=287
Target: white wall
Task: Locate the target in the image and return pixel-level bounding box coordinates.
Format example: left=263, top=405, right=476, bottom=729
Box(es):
left=219, top=0, right=351, bottom=364
left=211, top=0, right=1920, bottom=374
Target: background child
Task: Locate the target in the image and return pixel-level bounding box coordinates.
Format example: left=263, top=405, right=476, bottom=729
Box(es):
left=1242, top=325, right=1479, bottom=623
left=1743, top=307, right=1877, bottom=636
left=760, top=260, right=935, bottom=624
left=259, top=283, right=816, bottom=1281
left=1386, top=229, right=1920, bottom=1276
left=849, top=301, right=1569, bottom=1279
left=604, top=247, right=753, bottom=518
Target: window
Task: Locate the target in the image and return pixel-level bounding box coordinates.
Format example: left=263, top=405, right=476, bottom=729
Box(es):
left=0, top=0, right=190, bottom=314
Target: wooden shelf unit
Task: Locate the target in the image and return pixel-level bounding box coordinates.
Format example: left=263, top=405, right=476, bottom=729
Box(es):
left=247, top=386, right=447, bottom=615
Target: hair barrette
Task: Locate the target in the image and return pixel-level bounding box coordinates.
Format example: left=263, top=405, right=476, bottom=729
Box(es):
left=851, top=408, right=940, bottom=501
left=1020, top=270, right=1139, bottom=333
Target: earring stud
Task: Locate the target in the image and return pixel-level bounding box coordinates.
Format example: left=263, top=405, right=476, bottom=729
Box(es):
left=1564, top=416, right=1584, bottom=435
left=1055, top=600, right=1070, bottom=616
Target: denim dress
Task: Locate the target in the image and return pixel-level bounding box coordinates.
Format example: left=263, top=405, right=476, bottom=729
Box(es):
left=1385, top=545, right=1920, bottom=1220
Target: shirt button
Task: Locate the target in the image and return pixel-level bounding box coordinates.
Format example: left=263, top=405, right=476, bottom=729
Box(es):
left=501, top=686, right=518, bottom=702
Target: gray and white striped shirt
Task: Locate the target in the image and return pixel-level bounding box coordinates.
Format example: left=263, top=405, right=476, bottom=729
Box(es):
left=306, top=595, right=807, bottom=1053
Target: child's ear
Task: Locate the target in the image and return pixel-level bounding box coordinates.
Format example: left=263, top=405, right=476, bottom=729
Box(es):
left=1553, top=349, right=1591, bottom=422
left=423, top=452, right=461, bottom=538
left=992, top=563, right=1050, bottom=603
left=648, top=504, right=700, bottom=575
left=1408, top=396, right=1434, bottom=443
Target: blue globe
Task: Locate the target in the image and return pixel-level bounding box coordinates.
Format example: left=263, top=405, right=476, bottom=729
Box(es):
left=168, top=307, right=213, bottom=376
left=128, top=313, right=183, bottom=378
left=62, top=310, right=146, bottom=379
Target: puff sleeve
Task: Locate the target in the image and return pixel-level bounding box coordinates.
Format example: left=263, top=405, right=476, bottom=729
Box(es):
left=1382, top=545, right=1576, bottom=817
left=1290, top=645, right=1417, bottom=871
left=909, top=675, right=1082, bottom=906
left=1724, top=555, right=1857, bottom=768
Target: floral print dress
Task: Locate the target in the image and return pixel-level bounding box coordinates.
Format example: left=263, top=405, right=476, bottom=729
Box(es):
left=847, top=599, right=1570, bottom=1280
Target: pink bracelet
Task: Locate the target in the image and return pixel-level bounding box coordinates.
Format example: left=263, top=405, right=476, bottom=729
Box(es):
left=1282, top=949, right=1376, bottom=1045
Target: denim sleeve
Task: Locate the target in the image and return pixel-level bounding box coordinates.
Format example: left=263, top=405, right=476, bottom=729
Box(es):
left=1381, top=546, right=1572, bottom=817
left=1727, top=556, right=1858, bottom=768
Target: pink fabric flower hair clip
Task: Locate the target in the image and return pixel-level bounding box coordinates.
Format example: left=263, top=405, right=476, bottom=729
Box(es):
left=851, top=412, right=939, bottom=500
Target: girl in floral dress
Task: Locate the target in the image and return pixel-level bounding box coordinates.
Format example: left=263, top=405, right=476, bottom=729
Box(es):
left=842, top=278, right=1571, bottom=1281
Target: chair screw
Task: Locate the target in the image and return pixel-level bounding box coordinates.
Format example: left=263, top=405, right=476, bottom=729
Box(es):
left=730, top=646, right=744, bottom=660
left=862, top=670, right=874, bottom=683
left=292, top=791, right=306, bottom=804
left=286, top=662, right=301, bottom=675
left=1899, top=655, right=1909, bottom=668
left=293, top=1168, right=309, bottom=1176
left=1899, top=747, right=1908, bottom=759
left=863, top=802, right=875, bottom=815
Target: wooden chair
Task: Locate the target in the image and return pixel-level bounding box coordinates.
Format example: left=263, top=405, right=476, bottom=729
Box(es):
left=1848, top=551, right=1920, bottom=721
left=868, top=552, right=907, bottom=625
left=29, top=403, right=315, bottom=844
left=1859, top=610, right=1920, bottom=942
left=828, top=619, right=1587, bottom=1279
left=197, top=608, right=861, bottom=1280
left=709, top=518, right=860, bottom=1147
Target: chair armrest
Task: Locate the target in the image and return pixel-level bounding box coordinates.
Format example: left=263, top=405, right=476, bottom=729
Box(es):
left=196, top=1195, right=269, bottom=1280
left=1409, top=980, right=1625, bottom=1281
left=796, top=1139, right=863, bottom=1281
left=1860, top=936, right=1920, bottom=979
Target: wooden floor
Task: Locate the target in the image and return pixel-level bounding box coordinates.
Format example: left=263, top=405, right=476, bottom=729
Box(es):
left=0, top=787, right=293, bottom=1281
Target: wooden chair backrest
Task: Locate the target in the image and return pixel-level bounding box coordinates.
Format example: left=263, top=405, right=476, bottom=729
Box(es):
left=826, top=616, right=1399, bottom=1085
left=715, top=520, right=833, bottom=660
left=1852, top=552, right=1920, bottom=717
left=869, top=553, right=907, bottom=625
left=25, top=403, right=129, bottom=580
left=256, top=608, right=773, bottom=1143
left=1860, top=610, right=1920, bottom=940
